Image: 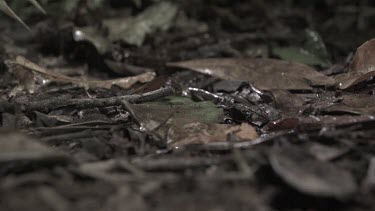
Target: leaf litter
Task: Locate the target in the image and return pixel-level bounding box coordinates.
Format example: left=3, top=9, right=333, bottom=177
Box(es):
left=168, top=58, right=335, bottom=90
left=1, top=1, right=375, bottom=211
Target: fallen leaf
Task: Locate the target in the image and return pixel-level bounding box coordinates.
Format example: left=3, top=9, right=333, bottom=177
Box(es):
left=168, top=58, right=335, bottom=90
left=168, top=122, right=258, bottom=148
left=5, top=56, right=156, bottom=90
left=336, top=39, right=375, bottom=89
left=126, top=96, right=224, bottom=142
left=270, top=145, right=357, bottom=198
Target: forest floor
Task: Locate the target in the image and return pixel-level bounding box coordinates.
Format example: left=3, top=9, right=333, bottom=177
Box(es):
left=0, top=0, right=375, bottom=210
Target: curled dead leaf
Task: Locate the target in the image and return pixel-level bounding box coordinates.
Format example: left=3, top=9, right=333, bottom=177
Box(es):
left=336, top=39, right=375, bottom=89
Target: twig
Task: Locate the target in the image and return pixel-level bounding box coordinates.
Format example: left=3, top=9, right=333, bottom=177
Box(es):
left=0, top=87, right=175, bottom=113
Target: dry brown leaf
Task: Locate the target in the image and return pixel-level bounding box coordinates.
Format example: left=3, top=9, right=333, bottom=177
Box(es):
left=168, top=122, right=258, bottom=148
left=5, top=56, right=156, bottom=90
left=168, top=58, right=335, bottom=90
left=336, top=39, right=375, bottom=89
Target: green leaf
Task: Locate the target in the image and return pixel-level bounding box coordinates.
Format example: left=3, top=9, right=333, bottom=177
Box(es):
left=273, top=47, right=330, bottom=67
left=273, top=29, right=331, bottom=67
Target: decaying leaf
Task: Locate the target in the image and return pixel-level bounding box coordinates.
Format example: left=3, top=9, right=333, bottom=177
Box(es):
left=168, top=122, right=258, bottom=148
left=336, top=39, right=375, bottom=89
left=5, top=56, right=156, bottom=91
left=168, top=58, right=335, bottom=90
left=270, top=145, right=357, bottom=198
left=126, top=96, right=224, bottom=142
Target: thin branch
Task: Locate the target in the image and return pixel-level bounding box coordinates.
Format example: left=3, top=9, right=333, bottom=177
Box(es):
left=0, top=87, right=175, bottom=113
